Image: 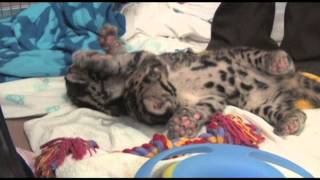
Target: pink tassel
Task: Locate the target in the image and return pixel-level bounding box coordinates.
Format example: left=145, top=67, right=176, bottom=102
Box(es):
left=34, top=137, right=99, bottom=177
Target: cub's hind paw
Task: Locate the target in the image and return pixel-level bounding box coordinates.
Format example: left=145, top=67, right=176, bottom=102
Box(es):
left=99, top=24, right=121, bottom=50
left=266, top=50, right=295, bottom=76
left=274, top=110, right=306, bottom=136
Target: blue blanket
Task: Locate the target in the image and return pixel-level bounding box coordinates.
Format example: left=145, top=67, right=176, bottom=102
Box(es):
left=0, top=2, right=126, bottom=83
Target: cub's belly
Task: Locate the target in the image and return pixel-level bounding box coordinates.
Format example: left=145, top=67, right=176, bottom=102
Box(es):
left=168, top=67, right=230, bottom=105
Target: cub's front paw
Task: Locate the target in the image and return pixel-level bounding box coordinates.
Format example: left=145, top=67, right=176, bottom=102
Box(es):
left=166, top=108, right=205, bottom=139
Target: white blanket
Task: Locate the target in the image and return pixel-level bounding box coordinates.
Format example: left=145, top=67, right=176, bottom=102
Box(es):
left=121, top=2, right=286, bottom=54
left=23, top=105, right=320, bottom=177
left=0, top=76, right=70, bottom=119
left=121, top=2, right=220, bottom=54
left=1, top=2, right=318, bottom=178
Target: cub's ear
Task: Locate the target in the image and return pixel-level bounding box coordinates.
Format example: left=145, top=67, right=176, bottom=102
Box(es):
left=100, top=23, right=127, bottom=55
left=102, top=76, right=126, bottom=101
left=65, top=66, right=88, bottom=85
left=64, top=67, right=89, bottom=103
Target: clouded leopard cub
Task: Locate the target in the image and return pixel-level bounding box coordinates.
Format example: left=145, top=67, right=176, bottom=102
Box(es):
left=65, top=24, right=320, bottom=139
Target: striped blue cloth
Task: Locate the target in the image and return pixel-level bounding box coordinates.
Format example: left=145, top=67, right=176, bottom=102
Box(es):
left=0, top=2, right=126, bottom=82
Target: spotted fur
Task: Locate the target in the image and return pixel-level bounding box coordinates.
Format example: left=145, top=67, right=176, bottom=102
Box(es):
left=65, top=25, right=320, bottom=139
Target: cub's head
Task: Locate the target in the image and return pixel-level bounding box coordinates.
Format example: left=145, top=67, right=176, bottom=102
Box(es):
left=124, top=51, right=178, bottom=125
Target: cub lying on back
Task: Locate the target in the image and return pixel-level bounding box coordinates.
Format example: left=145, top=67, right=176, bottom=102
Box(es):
left=65, top=25, right=320, bottom=139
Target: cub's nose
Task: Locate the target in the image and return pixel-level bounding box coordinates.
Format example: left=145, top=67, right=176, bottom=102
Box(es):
left=143, top=97, right=174, bottom=115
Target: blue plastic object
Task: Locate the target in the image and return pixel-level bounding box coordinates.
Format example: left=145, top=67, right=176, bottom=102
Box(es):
left=135, top=144, right=313, bottom=178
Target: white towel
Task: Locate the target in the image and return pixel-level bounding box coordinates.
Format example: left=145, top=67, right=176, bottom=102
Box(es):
left=121, top=2, right=221, bottom=54
left=24, top=106, right=320, bottom=177
left=0, top=76, right=70, bottom=119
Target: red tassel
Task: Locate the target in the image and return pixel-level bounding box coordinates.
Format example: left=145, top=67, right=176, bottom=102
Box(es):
left=34, top=137, right=99, bottom=177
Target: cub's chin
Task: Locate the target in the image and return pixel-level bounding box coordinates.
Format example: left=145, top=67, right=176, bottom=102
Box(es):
left=136, top=108, right=174, bottom=125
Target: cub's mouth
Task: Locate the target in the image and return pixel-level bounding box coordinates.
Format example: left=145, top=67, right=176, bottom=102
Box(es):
left=143, top=97, right=174, bottom=115
left=141, top=96, right=176, bottom=124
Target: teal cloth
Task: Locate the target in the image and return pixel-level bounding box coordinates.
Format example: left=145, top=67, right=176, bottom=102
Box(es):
left=0, top=2, right=126, bottom=82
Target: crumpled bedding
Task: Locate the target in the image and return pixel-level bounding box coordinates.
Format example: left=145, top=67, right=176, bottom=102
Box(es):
left=23, top=106, right=320, bottom=177
left=0, top=2, right=126, bottom=83
left=1, top=2, right=319, bottom=178
left=0, top=77, right=69, bottom=119
left=121, top=2, right=220, bottom=54
left=120, top=2, right=286, bottom=55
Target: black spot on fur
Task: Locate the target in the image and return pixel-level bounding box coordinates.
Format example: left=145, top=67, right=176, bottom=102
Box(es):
left=219, top=70, right=227, bottom=81
left=143, top=77, right=152, bottom=84
left=247, top=54, right=252, bottom=65
left=191, top=66, right=206, bottom=71
left=254, top=79, right=269, bottom=89
left=201, top=59, right=217, bottom=67
left=216, top=84, right=225, bottom=93
left=253, top=50, right=261, bottom=56
left=240, top=52, right=245, bottom=59
left=228, top=89, right=240, bottom=99
left=216, top=56, right=231, bottom=64
left=240, top=83, right=253, bottom=91
left=272, top=92, right=282, bottom=101
left=168, top=81, right=177, bottom=96
left=314, top=85, right=320, bottom=93
left=100, top=81, right=108, bottom=97
left=228, top=77, right=235, bottom=85
left=303, top=78, right=311, bottom=88
left=276, top=113, right=283, bottom=121
left=228, top=50, right=236, bottom=58
left=133, top=51, right=143, bottom=64
left=204, top=81, right=215, bottom=88
left=91, top=86, right=96, bottom=91
left=138, top=85, right=144, bottom=92
left=254, top=107, right=260, bottom=114
left=97, top=92, right=102, bottom=96
left=196, top=102, right=216, bottom=113
left=227, top=66, right=235, bottom=74
left=88, top=71, right=99, bottom=81
left=237, top=70, right=248, bottom=77
left=268, top=111, right=273, bottom=122
left=255, top=57, right=262, bottom=66
left=263, top=106, right=272, bottom=116
left=191, top=58, right=217, bottom=71
left=160, top=81, right=176, bottom=96
left=202, top=97, right=216, bottom=101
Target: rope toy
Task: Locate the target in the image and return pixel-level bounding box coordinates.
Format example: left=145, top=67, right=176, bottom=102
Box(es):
left=123, top=112, right=265, bottom=158
left=33, top=112, right=264, bottom=177
left=34, top=137, right=99, bottom=177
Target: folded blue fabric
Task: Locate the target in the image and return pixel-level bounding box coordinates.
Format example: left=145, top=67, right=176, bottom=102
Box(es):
left=0, top=2, right=126, bottom=83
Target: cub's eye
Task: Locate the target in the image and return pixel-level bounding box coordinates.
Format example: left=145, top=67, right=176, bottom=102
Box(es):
left=144, top=66, right=161, bottom=83
left=149, top=66, right=161, bottom=79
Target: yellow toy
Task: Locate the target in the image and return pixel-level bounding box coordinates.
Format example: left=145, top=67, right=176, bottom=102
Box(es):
left=295, top=72, right=320, bottom=109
